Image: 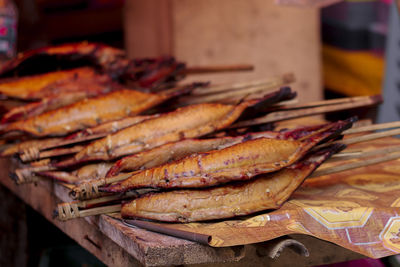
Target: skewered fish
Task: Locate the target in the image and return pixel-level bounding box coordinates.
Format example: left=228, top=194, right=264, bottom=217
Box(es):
left=121, top=143, right=346, bottom=222
left=39, top=163, right=113, bottom=184
left=2, top=84, right=196, bottom=137
left=0, top=42, right=126, bottom=78
left=0, top=42, right=185, bottom=88
left=57, top=88, right=295, bottom=167
left=105, top=122, right=332, bottom=177
left=0, top=67, right=98, bottom=100
left=0, top=115, right=153, bottom=157
left=103, top=119, right=353, bottom=192
left=1, top=74, right=116, bottom=122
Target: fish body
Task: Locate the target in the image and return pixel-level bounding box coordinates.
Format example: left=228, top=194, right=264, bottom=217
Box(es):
left=104, top=119, right=353, bottom=192
left=121, top=144, right=345, bottom=222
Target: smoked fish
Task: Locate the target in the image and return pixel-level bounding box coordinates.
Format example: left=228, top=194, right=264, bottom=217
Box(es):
left=121, top=143, right=346, bottom=222
left=103, top=119, right=353, bottom=193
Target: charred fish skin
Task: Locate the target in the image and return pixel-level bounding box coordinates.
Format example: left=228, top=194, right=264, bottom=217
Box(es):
left=0, top=42, right=126, bottom=78
left=0, top=42, right=186, bottom=89
left=121, top=143, right=346, bottom=222
left=103, top=119, right=353, bottom=193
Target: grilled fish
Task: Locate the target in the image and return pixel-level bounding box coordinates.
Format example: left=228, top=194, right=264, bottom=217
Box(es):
left=105, top=121, right=339, bottom=177
left=121, top=143, right=346, bottom=222
left=0, top=42, right=126, bottom=78
left=103, top=119, right=353, bottom=192
left=1, top=76, right=116, bottom=122
left=2, top=84, right=195, bottom=137
left=55, top=87, right=295, bottom=168
left=0, top=115, right=154, bottom=157
left=0, top=67, right=98, bottom=100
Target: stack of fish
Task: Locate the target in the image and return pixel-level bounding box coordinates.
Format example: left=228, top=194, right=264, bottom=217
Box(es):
left=0, top=42, right=386, bottom=224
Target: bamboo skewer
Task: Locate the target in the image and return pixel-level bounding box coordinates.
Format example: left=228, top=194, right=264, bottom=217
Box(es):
left=181, top=85, right=276, bottom=105
left=272, top=95, right=379, bottom=111
left=229, top=95, right=382, bottom=129
left=183, top=64, right=254, bottom=75
left=72, top=191, right=145, bottom=209
left=344, top=121, right=400, bottom=134
left=69, top=172, right=138, bottom=200
left=191, top=73, right=295, bottom=96
left=57, top=203, right=121, bottom=221
left=340, top=128, right=400, bottom=146
left=20, top=145, right=84, bottom=162
left=329, top=151, right=361, bottom=162
left=310, top=147, right=400, bottom=178
left=56, top=189, right=156, bottom=221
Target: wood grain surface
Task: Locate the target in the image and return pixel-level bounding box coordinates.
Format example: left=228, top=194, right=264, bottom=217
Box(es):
left=124, top=0, right=322, bottom=103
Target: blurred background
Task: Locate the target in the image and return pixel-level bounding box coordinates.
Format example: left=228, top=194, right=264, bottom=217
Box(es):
left=11, top=0, right=388, bottom=103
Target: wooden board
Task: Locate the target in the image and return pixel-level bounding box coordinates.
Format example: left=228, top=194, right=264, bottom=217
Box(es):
left=0, top=156, right=365, bottom=266
left=124, top=0, right=323, bottom=103
left=0, top=157, right=246, bottom=266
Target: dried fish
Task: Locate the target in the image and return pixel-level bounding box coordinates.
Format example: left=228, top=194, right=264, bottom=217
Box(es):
left=103, top=119, right=353, bottom=192
left=121, top=143, right=346, bottom=222
left=2, top=84, right=195, bottom=137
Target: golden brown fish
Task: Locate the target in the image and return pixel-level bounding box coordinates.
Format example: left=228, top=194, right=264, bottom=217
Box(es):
left=1, top=76, right=116, bottom=122
left=55, top=87, right=295, bottom=168
left=121, top=143, right=345, bottom=222
left=103, top=119, right=352, bottom=192
left=0, top=67, right=98, bottom=100
left=104, top=121, right=337, bottom=177
left=2, top=84, right=194, bottom=137
left=0, top=115, right=154, bottom=158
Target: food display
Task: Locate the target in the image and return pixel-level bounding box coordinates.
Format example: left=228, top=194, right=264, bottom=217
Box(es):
left=3, top=42, right=400, bottom=260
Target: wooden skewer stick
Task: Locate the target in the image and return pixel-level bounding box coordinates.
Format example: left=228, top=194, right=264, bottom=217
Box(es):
left=12, top=165, right=57, bottom=185
left=329, top=151, right=361, bottom=162
left=182, top=64, right=254, bottom=75
left=20, top=145, right=83, bottom=162
left=57, top=203, right=121, bottom=221
left=191, top=73, right=295, bottom=96
left=181, top=84, right=279, bottom=105
left=317, top=127, right=400, bottom=150
left=74, top=191, right=140, bottom=209
left=310, top=148, right=400, bottom=178
left=70, top=172, right=137, bottom=200
left=56, top=189, right=156, bottom=221
left=344, top=121, right=400, bottom=135
left=341, top=128, right=400, bottom=145
left=273, top=95, right=378, bottom=111
left=229, top=95, right=382, bottom=129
